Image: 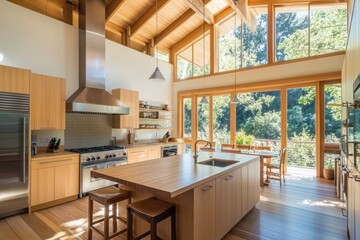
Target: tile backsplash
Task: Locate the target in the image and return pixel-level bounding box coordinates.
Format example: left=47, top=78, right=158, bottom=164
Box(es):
left=65, top=113, right=113, bottom=149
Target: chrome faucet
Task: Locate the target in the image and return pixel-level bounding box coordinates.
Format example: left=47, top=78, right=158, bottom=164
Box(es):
left=194, top=140, right=212, bottom=163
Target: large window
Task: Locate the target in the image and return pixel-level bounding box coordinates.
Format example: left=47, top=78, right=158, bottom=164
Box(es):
left=275, top=3, right=347, bottom=62
left=183, top=98, right=192, bottom=138
left=177, top=35, right=210, bottom=80
left=218, top=12, right=268, bottom=72
left=213, top=94, right=231, bottom=145
left=287, top=87, right=316, bottom=168
left=197, top=96, right=210, bottom=140
left=235, top=91, right=281, bottom=151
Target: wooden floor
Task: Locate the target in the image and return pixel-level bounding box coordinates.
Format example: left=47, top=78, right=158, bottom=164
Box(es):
left=0, top=174, right=347, bottom=240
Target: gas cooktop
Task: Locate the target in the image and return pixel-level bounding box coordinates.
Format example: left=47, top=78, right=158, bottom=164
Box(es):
left=66, top=145, right=126, bottom=154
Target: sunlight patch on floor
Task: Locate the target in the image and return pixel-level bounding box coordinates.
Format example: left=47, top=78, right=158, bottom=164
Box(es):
left=298, top=199, right=342, bottom=208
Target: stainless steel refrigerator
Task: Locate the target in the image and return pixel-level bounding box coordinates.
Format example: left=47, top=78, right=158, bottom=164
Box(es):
left=0, top=92, right=29, bottom=218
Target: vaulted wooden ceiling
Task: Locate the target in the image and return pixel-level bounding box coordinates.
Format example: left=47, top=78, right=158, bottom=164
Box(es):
left=7, top=0, right=258, bottom=55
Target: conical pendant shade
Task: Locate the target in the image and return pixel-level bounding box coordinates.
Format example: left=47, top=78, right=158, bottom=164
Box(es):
left=199, top=96, right=209, bottom=104
left=231, top=95, right=240, bottom=104
left=148, top=67, right=165, bottom=82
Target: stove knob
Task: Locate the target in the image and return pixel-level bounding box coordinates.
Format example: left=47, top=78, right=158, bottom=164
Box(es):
left=112, top=154, right=116, bottom=157
left=108, top=154, right=112, bottom=158
left=96, top=156, right=100, bottom=160
left=86, top=157, right=91, bottom=162
left=91, top=157, right=96, bottom=161
left=105, top=155, right=109, bottom=159
left=123, top=152, right=127, bottom=156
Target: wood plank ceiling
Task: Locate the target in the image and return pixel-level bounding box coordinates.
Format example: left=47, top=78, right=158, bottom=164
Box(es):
left=7, top=0, right=241, bottom=55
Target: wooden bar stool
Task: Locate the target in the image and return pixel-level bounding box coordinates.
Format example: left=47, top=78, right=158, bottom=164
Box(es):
left=127, top=197, right=176, bottom=240
left=88, top=186, right=131, bottom=240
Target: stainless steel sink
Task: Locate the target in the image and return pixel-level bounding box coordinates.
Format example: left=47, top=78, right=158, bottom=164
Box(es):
left=198, top=159, right=238, bottom=167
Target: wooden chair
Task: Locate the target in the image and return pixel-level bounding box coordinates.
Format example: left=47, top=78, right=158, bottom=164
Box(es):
left=266, top=148, right=287, bottom=186
left=127, top=197, right=176, bottom=240
left=221, top=144, right=234, bottom=149
left=88, top=186, right=131, bottom=240
left=251, top=146, right=272, bottom=178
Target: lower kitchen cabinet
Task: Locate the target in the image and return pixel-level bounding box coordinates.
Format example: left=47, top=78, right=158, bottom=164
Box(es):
left=194, top=179, right=216, bottom=240
left=194, top=159, right=260, bottom=240
left=127, top=146, right=161, bottom=164
left=31, top=154, right=79, bottom=208
left=148, top=146, right=161, bottom=160
left=127, top=148, right=149, bottom=164
left=347, top=169, right=360, bottom=240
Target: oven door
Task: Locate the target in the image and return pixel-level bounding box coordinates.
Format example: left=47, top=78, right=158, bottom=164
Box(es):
left=80, top=158, right=126, bottom=196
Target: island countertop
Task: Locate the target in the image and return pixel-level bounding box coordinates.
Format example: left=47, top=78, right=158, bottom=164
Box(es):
left=91, top=152, right=259, bottom=198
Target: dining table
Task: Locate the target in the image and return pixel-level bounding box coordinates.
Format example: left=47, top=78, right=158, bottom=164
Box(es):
left=217, top=148, right=279, bottom=187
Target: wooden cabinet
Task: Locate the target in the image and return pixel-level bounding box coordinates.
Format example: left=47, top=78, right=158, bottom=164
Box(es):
left=112, top=88, right=139, bottom=129
left=215, top=172, right=234, bottom=239
left=31, top=154, right=79, bottom=207
left=0, top=65, right=30, bottom=94
left=148, top=146, right=161, bottom=160
left=127, top=148, right=149, bottom=164
left=128, top=145, right=161, bottom=163
left=194, top=180, right=216, bottom=240
left=30, top=73, right=65, bottom=130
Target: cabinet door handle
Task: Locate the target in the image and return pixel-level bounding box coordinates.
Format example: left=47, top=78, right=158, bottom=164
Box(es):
left=202, top=185, right=213, bottom=191
left=354, top=175, right=360, bottom=182
left=225, top=175, right=233, bottom=181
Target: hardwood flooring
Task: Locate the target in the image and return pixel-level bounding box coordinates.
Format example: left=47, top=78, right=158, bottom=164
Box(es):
left=0, top=174, right=346, bottom=240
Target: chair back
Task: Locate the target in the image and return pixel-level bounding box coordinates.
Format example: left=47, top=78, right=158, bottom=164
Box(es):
left=251, top=146, right=271, bottom=151
left=221, top=144, right=234, bottom=149
left=279, top=148, right=287, bottom=168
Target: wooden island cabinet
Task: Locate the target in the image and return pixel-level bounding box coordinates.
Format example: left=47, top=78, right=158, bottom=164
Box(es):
left=92, top=152, right=260, bottom=240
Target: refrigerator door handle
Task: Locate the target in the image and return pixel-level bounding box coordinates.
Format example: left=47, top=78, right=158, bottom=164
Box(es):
left=22, top=117, right=26, bottom=184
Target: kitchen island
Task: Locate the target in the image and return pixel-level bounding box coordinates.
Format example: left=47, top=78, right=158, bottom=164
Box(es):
left=92, top=152, right=260, bottom=240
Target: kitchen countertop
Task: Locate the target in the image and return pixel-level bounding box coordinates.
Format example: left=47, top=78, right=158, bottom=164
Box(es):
left=91, top=152, right=258, bottom=198
left=31, top=151, right=79, bottom=159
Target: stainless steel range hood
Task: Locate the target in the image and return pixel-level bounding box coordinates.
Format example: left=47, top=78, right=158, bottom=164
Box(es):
left=66, top=0, right=129, bottom=115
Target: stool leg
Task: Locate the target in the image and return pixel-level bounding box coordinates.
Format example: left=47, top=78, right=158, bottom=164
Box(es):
left=127, top=207, right=133, bottom=240
left=104, top=204, right=109, bottom=240
left=113, top=203, right=117, bottom=233
left=171, top=208, right=176, bottom=240
left=88, top=198, right=93, bottom=240
left=150, top=219, right=157, bottom=240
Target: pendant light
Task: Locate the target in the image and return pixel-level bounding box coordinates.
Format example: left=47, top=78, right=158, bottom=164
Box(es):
left=199, top=1, right=209, bottom=105
left=149, top=0, right=165, bottom=81
left=231, top=0, right=240, bottom=104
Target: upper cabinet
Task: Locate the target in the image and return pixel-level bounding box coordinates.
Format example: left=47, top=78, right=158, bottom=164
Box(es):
left=0, top=65, right=30, bottom=94
left=31, top=73, right=66, bottom=130
left=112, top=88, right=139, bottom=129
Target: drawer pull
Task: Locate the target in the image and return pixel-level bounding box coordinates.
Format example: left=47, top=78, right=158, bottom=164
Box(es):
left=225, top=175, right=233, bottom=181
left=202, top=185, right=213, bottom=192
left=354, top=175, right=360, bottom=182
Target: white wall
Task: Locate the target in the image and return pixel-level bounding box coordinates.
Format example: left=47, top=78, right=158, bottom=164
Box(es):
left=0, top=0, right=173, bottom=105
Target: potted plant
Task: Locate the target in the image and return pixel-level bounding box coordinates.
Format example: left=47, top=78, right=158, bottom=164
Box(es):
left=323, top=159, right=334, bottom=180
left=235, top=130, right=255, bottom=146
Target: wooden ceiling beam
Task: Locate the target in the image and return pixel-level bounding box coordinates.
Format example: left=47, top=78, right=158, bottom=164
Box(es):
left=154, top=9, right=196, bottom=46
left=130, top=0, right=170, bottom=38
left=106, top=0, right=126, bottom=22
left=225, top=0, right=257, bottom=31
left=214, top=6, right=234, bottom=24
left=247, top=0, right=340, bottom=6
left=182, top=0, right=214, bottom=24
left=171, top=23, right=211, bottom=55
left=106, top=21, right=126, bottom=33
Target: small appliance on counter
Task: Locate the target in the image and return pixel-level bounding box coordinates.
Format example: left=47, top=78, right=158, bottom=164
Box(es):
left=31, top=134, right=37, bottom=156
left=46, top=137, right=61, bottom=153
left=127, top=129, right=135, bottom=145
